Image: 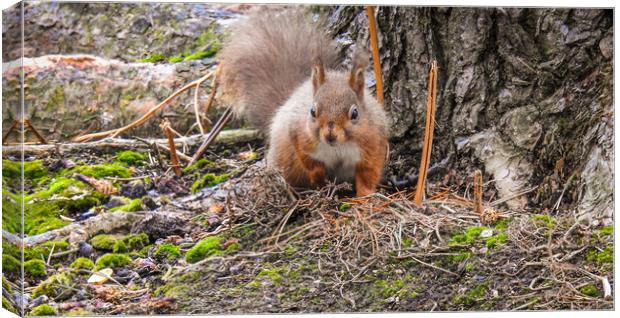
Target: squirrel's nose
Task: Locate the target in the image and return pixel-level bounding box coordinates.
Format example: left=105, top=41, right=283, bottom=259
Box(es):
left=326, top=134, right=337, bottom=145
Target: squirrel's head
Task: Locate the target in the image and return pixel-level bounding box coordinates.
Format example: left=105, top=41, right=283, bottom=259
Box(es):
left=309, top=50, right=369, bottom=146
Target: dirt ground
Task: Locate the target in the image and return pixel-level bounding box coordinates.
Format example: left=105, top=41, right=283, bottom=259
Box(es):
left=1, top=140, right=613, bottom=315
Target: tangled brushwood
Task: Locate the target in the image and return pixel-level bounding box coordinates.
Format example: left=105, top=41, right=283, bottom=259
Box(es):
left=160, top=161, right=613, bottom=313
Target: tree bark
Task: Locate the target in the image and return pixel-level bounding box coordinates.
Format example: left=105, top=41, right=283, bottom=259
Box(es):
left=327, top=7, right=613, bottom=221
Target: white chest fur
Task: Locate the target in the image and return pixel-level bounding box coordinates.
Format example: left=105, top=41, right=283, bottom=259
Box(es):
left=310, top=142, right=361, bottom=182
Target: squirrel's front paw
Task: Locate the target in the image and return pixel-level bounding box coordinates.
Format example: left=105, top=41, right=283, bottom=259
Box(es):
left=308, top=167, right=327, bottom=187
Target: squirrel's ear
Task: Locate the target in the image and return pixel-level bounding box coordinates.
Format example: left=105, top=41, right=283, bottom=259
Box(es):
left=349, top=49, right=369, bottom=102
left=311, top=58, right=326, bottom=95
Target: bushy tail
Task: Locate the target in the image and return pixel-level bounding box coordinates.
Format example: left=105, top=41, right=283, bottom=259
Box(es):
left=219, top=10, right=339, bottom=133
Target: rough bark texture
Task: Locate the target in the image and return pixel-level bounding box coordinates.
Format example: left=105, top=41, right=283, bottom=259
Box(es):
left=327, top=7, right=613, bottom=222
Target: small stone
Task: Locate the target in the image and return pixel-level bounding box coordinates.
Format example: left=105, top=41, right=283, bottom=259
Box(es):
left=88, top=268, right=114, bottom=285
left=599, top=36, right=612, bottom=59
left=229, top=263, right=245, bottom=275
left=480, top=229, right=493, bottom=238
left=120, top=180, right=146, bottom=199
left=13, top=292, right=30, bottom=307
left=106, top=196, right=129, bottom=209
left=78, top=242, right=95, bottom=257
left=79, top=211, right=97, bottom=221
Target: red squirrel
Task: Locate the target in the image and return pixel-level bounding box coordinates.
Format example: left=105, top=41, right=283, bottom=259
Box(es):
left=219, top=11, right=388, bottom=196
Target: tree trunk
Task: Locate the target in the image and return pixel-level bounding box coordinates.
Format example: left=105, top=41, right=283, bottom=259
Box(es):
left=327, top=7, right=613, bottom=222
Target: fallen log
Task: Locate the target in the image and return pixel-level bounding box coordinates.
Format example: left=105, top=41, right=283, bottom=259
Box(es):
left=1, top=129, right=260, bottom=157
left=2, top=210, right=190, bottom=248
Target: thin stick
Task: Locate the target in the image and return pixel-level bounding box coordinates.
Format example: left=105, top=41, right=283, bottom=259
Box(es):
left=2, top=119, right=20, bottom=144
left=414, top=60, right=438, bottom=205
left=73, top=71, right=214, bottom=142
left=474, top=169, right=483, bottom=214
left=193, top=86, right=205, bottom=135
left=189, top=107, right=233, bottom=166
left=25, top=119, right=48, bottom=144
left=366, top=6, right=384, bottom=105
left=161, top=120, right=183, bottom=177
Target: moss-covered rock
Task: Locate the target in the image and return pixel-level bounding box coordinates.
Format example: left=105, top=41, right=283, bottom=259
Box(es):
left=29, top=304, right=58, bottom=316
left=95, top=253, right=132, bottom=270
left=70, top=257, right=95, bottom=271
left=24, top=259, right=47, bottom=277
left=68, top=163, right=132, bottom=179
left=90, top=234, right=118, bottom=250
left=185, top=236, right=224, bottom=263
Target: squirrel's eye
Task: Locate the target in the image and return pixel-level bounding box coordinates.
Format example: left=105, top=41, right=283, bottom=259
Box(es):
left=310, top=104, right=317, bottom=118
left=349, top=105, right=359, bottom=121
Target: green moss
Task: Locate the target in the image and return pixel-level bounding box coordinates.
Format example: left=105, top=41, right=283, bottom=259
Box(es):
left=191, top=173, right=230, bottom=193
left=183, top=158, right=213, bottom=174
left=43, top=240, right=70, bottom=251
left=2, top=254, right=20, bottom=274
left=1, top=188, right=21, bottom=234
left=70, top=257, right=95, bottom=271
left=32, top=272, right=74, bottom=298
left=140, top=53, right=166, bottom=63
left=485, top=233, right=508, bottom=249
left=594, top=225, right=613, bottom=239
left=374, top=278, right=418, bottom=299
left=185, top=236, right=225, bottom=263
left=532, top=214, right=556, bottom=229
left=3, top=295, right=16, bottom=314
left=339, top=202, right=352, bottom=211
left=2, top=276, right=12, bottom=293
left=168, top=55, right=184, bottom=63
left=67, top=163, right=132, bottom=179
left=109, top=198, right=142, bottom=212
left=257, top=266, right=285, bottom=284
left=116, top=150, right=146, bottom=166
left=90, top=234, right=118, bottom=250
left=450, top=226, right=488, bottom=245
left=450, top=250, right=473, bottom=262
left=124, top=233, right=149, bottom=251
left=580, top=284, right=600, bottom=297
left=29, top=304, right=58, bottom=316
left=154, top=244, right=181, bottom=261
left=113, top=240, right=128, bottom=253
left=587, top=246, right=613, bottom=264
left=402, top=238, right=413, bottom=248
left=24, top=259, right=47, bottom=277
left=95, top=253, right=132, bottom=270
left=2, top=159, right=48, bottom=180
left=453, top=283, right=488, bottom=306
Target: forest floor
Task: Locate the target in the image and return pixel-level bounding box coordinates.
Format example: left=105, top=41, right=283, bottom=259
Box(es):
left=1, top=137, right=614, bottom=315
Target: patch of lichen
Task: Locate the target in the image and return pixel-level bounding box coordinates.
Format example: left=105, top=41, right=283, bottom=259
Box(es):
left=95, top=253, right=132, bottom=270
left=191, top=173, right=230, bottom=193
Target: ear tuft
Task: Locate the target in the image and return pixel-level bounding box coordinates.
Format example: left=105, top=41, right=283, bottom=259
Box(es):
left=349, top=49, right=369, bottom=101
left=311, top=57, right=326, bottom=95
